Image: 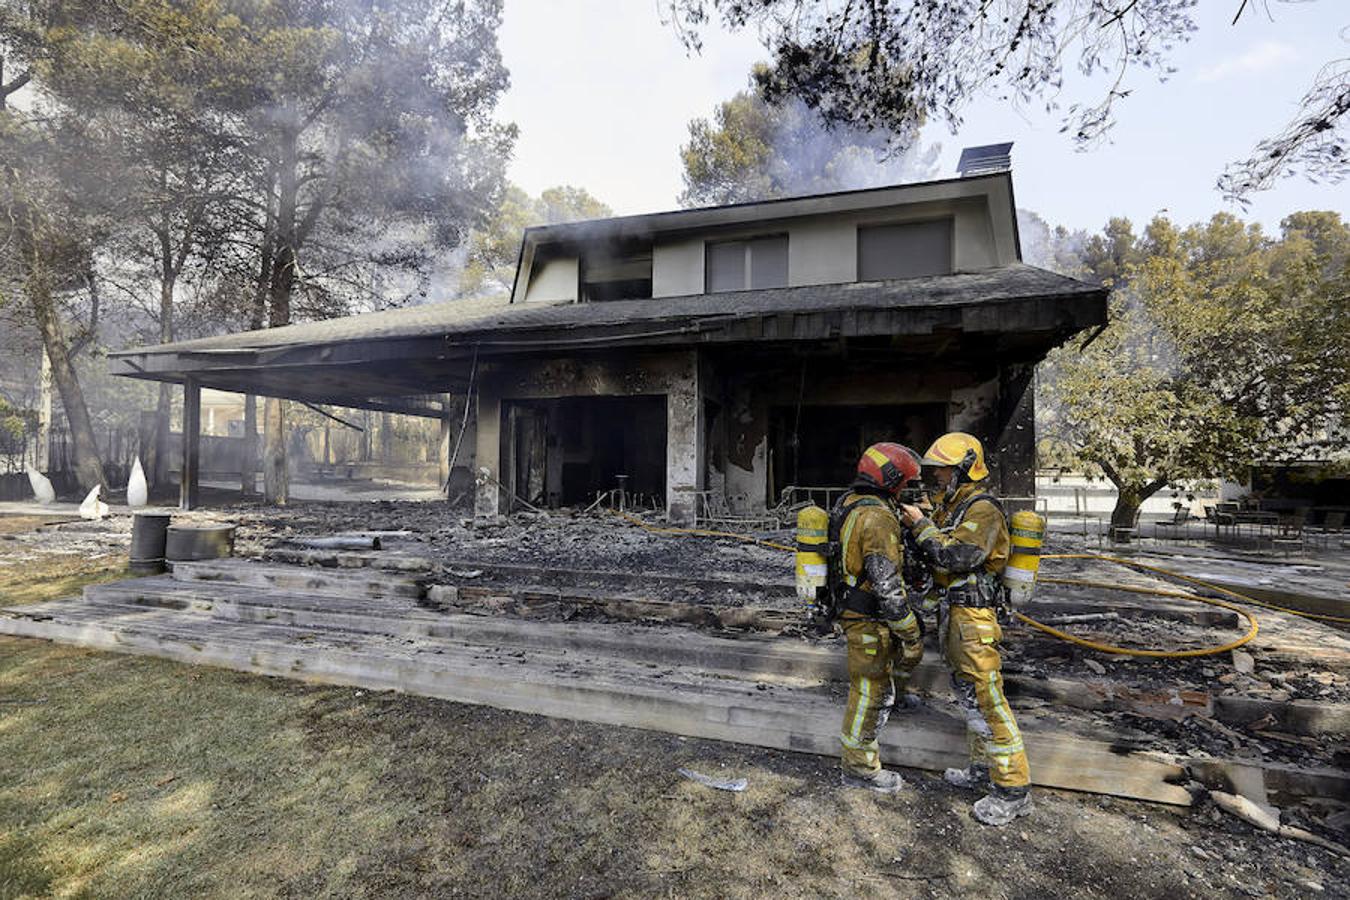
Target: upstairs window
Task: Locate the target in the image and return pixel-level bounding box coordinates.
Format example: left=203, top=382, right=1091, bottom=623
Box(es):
left=857, top=220, right=953, bottom=281
left=581, top=243, right=653, bottom=302
left=706, top=235, right=789, bottom=293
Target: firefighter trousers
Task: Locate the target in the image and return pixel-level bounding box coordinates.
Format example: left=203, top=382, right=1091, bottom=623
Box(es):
left=839, top=610, right=924, bottom=776
left=941, top=604, right=1030, bottom=789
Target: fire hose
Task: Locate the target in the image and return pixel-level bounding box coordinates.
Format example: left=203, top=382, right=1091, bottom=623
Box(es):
left=610, top=510, right=1349, bottom=658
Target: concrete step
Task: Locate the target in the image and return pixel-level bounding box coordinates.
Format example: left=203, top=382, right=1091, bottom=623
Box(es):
left=429, top=581, right=798, bottom=632
left=172, top=558, right=427, bottom=600
left=0, top=595, right=1207, bottom=806
left=86, top=576, right=833, bottom=686
left=277, top=548, right=1241, bottom=628
left=85, top=578, right=1229, bottom=724
left=262, top=546, right=436, bottom=573
left=261, top=546, right=1243, bottom=632
left=88, top=576, right=435, bottom=632
left=431, top=557, right=797, bottom=598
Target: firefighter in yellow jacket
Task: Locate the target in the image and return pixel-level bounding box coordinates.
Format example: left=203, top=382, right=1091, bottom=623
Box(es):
left=898, top=432, right=1032, bottom=826
left=833, top=442, right=925, bottom=793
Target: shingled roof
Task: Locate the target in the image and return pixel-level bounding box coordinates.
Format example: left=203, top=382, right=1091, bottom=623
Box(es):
left=107, top=261, right=1106, bottom=416
left=112, top=263, right=1101, bottom=358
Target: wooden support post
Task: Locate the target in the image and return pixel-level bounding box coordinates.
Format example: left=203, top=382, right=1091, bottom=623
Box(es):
left=180, top=378, right=201, bottom=510
left=241, top=395, right=257, bottom=496
left=665, top=351, right=703, bottom=525
left=438, top=395, right=452, bottom=495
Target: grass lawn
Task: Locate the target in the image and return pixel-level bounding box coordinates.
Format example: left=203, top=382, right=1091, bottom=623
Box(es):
left=0, top=553, right=129, bottom=607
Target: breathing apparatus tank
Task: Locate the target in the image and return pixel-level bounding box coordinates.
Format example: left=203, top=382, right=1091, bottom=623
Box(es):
left=1002, top=509, right=1046, bottom=606
left=795, top=505, right=830, bottom=612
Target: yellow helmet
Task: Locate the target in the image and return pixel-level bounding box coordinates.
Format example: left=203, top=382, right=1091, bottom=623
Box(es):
left=921, top=432, right=989, bottom=483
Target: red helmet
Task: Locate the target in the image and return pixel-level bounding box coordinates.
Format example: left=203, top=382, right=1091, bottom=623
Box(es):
left=855, top=443, right=921, bottom=497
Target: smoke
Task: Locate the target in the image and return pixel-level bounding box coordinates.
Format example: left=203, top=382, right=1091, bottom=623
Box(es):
left=1016, top=208, right=1089, bottom=276
left=680, top=87, right=942, bottom=207
left=761, top=98, right=942, bottom=196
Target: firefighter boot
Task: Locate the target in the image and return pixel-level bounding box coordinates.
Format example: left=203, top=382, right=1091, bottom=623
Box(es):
left=840, top=768, right=906, bottom=794
left=972, top=785, right=1033, bottom=826
left=943, top=763, right=989, bottom=791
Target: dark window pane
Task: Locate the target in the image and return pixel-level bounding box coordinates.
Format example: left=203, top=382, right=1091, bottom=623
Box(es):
left=858, top=221, right=952, bottom=281
left=748, top=236, right=788, bottom=289
left=707, top=241, right=746, bottom=293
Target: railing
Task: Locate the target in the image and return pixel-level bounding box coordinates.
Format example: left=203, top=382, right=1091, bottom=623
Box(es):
left=777, top=485, right=849, bottom=512
left=1000, top=495, right=1050, bottom=518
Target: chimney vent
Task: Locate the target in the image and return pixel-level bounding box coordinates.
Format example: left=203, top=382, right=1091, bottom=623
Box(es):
left=957, top=142, right=1013, bottom=178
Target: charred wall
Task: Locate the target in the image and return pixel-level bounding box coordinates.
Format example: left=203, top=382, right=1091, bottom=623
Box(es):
left=469, top=340, right=1038, bottom=523
left=473, top=350, right=704, bottom=523
left=705, top=347, right=1037, bottom=512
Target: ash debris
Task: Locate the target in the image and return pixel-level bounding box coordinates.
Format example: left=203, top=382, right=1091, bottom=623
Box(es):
left=0, top=516, right=131, bottom=564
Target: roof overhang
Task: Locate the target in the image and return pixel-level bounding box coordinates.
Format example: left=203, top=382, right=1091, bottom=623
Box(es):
left=108, top=264, right=1106, bottom=413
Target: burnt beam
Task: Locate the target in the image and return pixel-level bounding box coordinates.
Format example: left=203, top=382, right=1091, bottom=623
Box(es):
left=180, top=378, right=201, bottom=510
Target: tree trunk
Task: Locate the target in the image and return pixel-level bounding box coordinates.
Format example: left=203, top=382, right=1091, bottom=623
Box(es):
left=241, top=230, right=271, bottom=497
left=149, top=384, right=171, bottom=490
left=263, top=397, right=288, bottom=505
left=147, top=220, right=177, bottom=490
left=28, top=277, right=105, bottom=493
left=262, top=126, right=298, bottom=504
left=36, top=349, right=51, bottom=471
left=1106, top=473, right=1168, bottom=544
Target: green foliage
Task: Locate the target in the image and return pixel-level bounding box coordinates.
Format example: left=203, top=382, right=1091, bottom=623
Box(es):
left=668, top=2, right=1347, bottom=202
left=678, top=67, right=939, bottom=208
left=458, top=183, right=612, bottom=297
left=1040, top=210, right=1350, bottom=519
left=4, top=0, right=516, bottom=323
left=0, top=395, right=36, bottom=459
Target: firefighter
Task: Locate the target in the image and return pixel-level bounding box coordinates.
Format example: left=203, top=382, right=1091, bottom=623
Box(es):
left=898, top=432, right=1032, bottom=826
left=833, top=442, right=925, bottom=793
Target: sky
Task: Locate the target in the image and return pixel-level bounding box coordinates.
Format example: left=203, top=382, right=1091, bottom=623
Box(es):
left=495, top=0, right=1349, bottom=235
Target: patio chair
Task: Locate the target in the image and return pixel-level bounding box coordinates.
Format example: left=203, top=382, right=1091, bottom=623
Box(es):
left=1270, top=511, right=1306, bottom=557
left=1105, top=507, right=1142, bottom=545
left=1314, top=510, right=1347, bottom=550
left=1204, top=503, right=1237, bottom=541
left=1154, top=507, right=1192, bottom=541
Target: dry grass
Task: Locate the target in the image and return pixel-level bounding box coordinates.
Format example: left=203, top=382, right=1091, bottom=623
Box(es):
left=0, top=517, right=77, bottom=537
left=0, top=553, right=129, bottom=606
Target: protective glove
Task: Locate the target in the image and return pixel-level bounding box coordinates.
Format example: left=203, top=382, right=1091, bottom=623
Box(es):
left=898, top=637, right=924, bottom=670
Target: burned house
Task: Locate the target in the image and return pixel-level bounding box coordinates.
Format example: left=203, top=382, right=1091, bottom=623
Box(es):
left=110, top=166, right=1108, bottom=523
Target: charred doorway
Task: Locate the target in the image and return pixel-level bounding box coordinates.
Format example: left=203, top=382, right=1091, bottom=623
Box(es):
left=504, top=396, right=667, bottom=510
left=768, top=403, right=947, bottom=497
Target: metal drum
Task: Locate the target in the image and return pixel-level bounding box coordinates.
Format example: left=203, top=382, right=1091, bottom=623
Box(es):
left=165, top=524, right=236, bottom=562
left=130, top=513, right=172, bottom=575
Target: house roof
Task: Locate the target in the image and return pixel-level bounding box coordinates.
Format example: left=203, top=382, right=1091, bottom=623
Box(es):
left=108, top=262, right=1106, bottom=415
left=516, top=171, right=1012, bottom=246
left=112, top=263, right=1098, bottom=358
left=110, top=291, right=525, bottom=357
